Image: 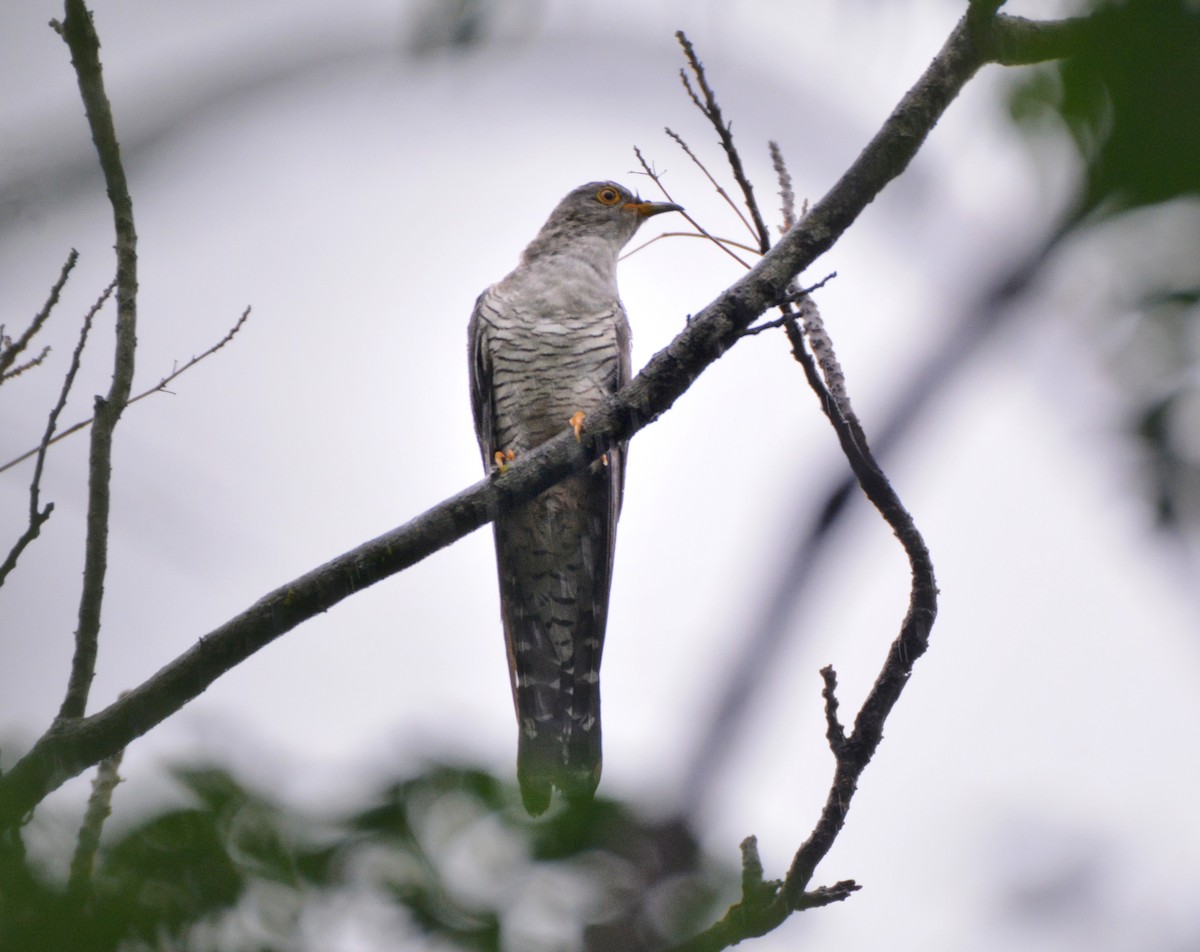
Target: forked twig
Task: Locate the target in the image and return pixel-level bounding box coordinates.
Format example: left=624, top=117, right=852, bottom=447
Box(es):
left=777, top=309, right=936, bottom=902
left=659, top=32, right=936, bottom=952
left=0, top=250, right=78, bottom=383
left=676, top=30, right=771, bottom=253
left=666, top=127, right=758, bottom=241
left=0, top=307, right=251, bottom=477
left=0, top=277, right=112, bottom=590
left=633, top=147, right=753, bottom=268
left=740, top=274, right=838, bottom=336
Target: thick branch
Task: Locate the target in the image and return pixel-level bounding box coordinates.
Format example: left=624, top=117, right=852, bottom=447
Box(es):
left=54, top=0, right=140, bottom=721
left=0, top=5, right=1090, bottom=831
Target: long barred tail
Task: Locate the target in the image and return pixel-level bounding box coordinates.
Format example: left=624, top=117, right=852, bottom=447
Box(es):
left=493, top=467, right=617, bottom=815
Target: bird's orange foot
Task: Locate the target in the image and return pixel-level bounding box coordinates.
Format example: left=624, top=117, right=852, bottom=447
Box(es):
left=494, top=449, right=516, bottom=473
left=569, top=411, right=586, bottom=441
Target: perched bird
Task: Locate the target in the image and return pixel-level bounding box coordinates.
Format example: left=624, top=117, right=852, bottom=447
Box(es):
left=468, top=181, right=681, bottom=815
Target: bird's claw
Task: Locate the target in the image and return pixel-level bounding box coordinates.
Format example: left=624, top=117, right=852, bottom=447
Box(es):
left=494, top=449, right=516, bottom=473
left=569, top=411, right=586, bottom=441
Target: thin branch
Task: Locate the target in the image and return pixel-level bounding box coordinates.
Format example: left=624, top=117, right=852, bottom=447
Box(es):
left=0, top=3, right=1098, bottom=832
left=677, top=180, right=1081, bottom=835
left=740, top=273, right=837, bottom=336
left=633, top=146, right=753, bottom=268
left=672, top=294, right=938, bottom=950
left=778, top=309, right=937, bottom=904
left=0, top=505, right=53, bottom=594
left=671, top=835, right=857, bottom=952
left=676, top=30, right=772, bottom=253
left=0, top=280, right=111, bottom=590
left=665, top=127, right=758, bottom=242
left=0, top=249, right=77, bottom=382
left=54, top=0, right=140, bottom=722
left=0, top=307, right=250, bottom=477
left=1, top=346, right=52, bottom=383
left=621, top=231, right=763, bottom=262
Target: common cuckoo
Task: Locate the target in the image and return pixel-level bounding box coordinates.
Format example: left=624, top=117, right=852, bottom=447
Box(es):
left=468, top=181, right=681, bottom=814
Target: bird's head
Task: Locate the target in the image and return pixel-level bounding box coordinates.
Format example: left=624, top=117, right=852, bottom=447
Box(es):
left=524, top=181, right=682, bottom=261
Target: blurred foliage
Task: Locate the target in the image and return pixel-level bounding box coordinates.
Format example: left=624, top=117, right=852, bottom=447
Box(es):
left=1009, top=0, right=1200, bottom=533
left=0, top=762, right=729, bottom=952
left=1009, top=0, right=1200, bottom=215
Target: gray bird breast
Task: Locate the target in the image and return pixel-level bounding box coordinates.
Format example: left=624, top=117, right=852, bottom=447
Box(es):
left=469, top=284, right=630, bottom=814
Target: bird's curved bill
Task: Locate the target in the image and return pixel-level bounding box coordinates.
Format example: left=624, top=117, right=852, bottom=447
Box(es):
left=624, top=200, right=683, bottom=218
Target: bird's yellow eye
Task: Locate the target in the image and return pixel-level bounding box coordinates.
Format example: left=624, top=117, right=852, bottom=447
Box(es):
left=595, top=186, right=622, bottom=206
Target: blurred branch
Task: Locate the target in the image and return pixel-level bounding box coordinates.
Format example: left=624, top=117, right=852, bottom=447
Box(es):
left=66, top=747, right=124, bottom=905
left=0, top=278, right=113, bottom=591
left=769, top=141, right=799, bottom=233
left=983, top=11, right=1102, bottom=65
left=0, top=250, right=76, bottom=383
left=0, top=3, right=1104, bottom=832
left=52, top=0, right=140, bottom=723
left=0, top=307, right=251, bottom=477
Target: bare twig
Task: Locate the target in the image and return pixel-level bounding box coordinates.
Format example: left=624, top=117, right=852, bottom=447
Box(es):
left=621, top=231, right=762, bottom=262
left=778, top=313, right=936, bottom=903
left=0, top=307, right=251, bottom=477
left=633, top=146, right=753, bottom=268
left=0, top=280, right=112, bottom=590
left=676, top=30, right=771, bottom=253
left=1, top=347, right=52, bottom=383
left=672, top=295, right=937, bottom=950
left=0, top=250, right=77, bottom=383
left=54, top=0, right=140, bottom=722
left=740, top=273, right=837, bottom=336
left=665, top=127, right=758, bottom=241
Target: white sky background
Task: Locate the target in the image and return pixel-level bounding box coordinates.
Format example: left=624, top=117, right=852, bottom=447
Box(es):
left=2, top=0, right=1200, bottom=949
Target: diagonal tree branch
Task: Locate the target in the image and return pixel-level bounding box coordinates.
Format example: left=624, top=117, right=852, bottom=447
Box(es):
left=0, top=6, right=1099, bottom=832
